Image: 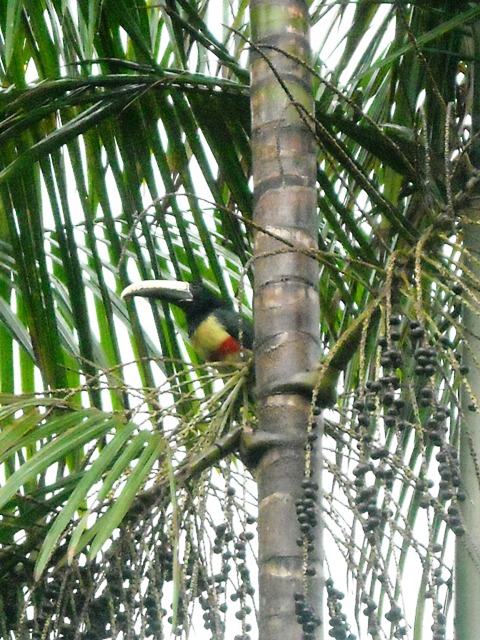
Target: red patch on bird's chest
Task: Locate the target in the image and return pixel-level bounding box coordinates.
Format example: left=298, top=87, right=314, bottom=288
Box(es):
left=210, top=335, right=242, bottom=362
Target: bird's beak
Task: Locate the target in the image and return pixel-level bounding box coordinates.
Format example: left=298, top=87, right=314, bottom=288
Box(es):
left=121, top=280, right=194, bottom=303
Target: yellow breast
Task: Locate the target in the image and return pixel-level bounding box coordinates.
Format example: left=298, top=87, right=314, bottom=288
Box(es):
left=191, top=315, right=232, bottom=361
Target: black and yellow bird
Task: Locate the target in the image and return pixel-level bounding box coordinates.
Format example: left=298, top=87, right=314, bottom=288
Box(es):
left=121, top=279, right=368, bottom=407
left=121, top=280, right=253, bottom=364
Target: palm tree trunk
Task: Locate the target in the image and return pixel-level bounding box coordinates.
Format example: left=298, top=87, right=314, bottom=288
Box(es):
left=455, top=196, right=480, bottom=639
left=250, top=1, right=322, bottom=638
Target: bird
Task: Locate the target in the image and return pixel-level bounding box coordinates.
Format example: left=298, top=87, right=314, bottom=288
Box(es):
left=121, top=280, right=253, bottom=364
left=121, top=280, right=373, bottom=408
